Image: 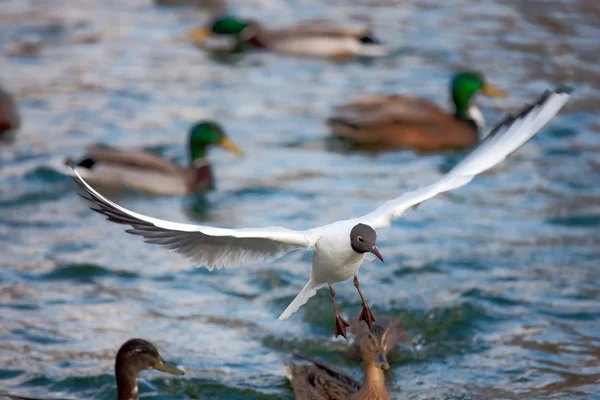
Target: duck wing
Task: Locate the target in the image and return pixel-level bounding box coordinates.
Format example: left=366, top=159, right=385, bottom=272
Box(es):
left=329, top=94, right=448, bottom=127
left=274, top=19, right=371, bottom=39
left=83, top=144, right=182, bottom=174
left=287, top=355, right=360, bottom=400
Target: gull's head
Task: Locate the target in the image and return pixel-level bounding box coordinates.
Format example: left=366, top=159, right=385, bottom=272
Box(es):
left=350, top=223, right=383, bottom=262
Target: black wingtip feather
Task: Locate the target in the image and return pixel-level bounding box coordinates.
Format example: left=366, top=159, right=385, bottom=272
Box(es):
left=71, top=174, right=152, bottom=229
left=77, top=192, right=93, bottom=202
left=485, top=85, right=571, bottom=143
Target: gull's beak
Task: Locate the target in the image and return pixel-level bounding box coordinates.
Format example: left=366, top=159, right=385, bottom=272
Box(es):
left=373, top=350, right=389, bottom=370
left=219, top=137, right=244, bottom=157
left=154, top=356, right=185, bottom=376
left=370, top=246, right=384, bottom=263
left=188, top=26, right=212, bottom=44
left=481, top=83, right=506, bottom=98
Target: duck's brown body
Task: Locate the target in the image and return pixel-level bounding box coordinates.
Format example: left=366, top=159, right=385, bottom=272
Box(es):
left=0, top=87, right=20, bottom=141
left=327, top=94, right=478, bottom=152
left=287, top=360, right=362, bottom=400
left=287, top=316, right=406, bottom=400
left=287, top=356, right=391, bottom=400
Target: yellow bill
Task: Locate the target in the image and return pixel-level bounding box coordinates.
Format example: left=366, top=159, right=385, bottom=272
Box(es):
left=188, top=26, right=212, bottom=44
left=220, top=137, right=244, bottom=156
left=481, top=84, right=506, bottom=98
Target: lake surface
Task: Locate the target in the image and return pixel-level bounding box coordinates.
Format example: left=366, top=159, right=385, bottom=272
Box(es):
left=1, top=0, right=599, bottom=398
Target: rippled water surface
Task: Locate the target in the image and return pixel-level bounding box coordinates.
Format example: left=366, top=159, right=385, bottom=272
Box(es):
left=1, top=0, right=599, bottom=399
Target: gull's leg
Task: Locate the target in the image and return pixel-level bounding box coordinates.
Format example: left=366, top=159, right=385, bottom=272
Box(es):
left=354, top=275, right=375, bottom=329
left=329, top=284, right=350, bottom=339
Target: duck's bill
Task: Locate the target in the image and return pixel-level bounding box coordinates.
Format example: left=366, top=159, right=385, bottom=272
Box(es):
left=374, top=350, right=390, bottom=370
left=154, top=357, right=185, bottom=376
left=188, top=26, right=212, bottom=44
left=220, top=137, right=244, bottom=156
left=370, top=246, right=384, bottom=263
left=481, top=84, right=506, bottom=98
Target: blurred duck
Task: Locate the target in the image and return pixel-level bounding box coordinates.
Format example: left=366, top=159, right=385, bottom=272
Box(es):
left=286, top=316, right=403, bottom=400
left=189, top=16, right=387, bottom=58
left=0, top=338, right=183, bottom=400
left=0, top=86, right=21, bottom=142
left=327, top=72, right=506, bottom=151
left=67, top=121, right=243, bottom=196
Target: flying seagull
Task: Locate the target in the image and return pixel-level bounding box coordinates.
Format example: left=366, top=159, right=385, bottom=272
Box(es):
left=70, top=87, right=571, bottom=339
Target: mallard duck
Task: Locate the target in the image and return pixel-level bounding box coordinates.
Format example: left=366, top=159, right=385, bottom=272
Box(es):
left=114, top=338, right=183, bottom=399
left=286, top=316, right=403, bottom=400
left=0, top=338, right=183, bottom=400
left=327, top=72, right=506, bottom=151
left=0, top=86, right=21, bottom=142
left=189, top=16, right=387, bottom=58
left=68, top=121, right=243, bottom=196
left=348, top=315, right=410, bottom=361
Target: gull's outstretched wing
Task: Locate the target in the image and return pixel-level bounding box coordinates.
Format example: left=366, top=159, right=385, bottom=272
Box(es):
left=361, top=86, right=572, bottom=230
left=70, top=167, right=317, bottom=270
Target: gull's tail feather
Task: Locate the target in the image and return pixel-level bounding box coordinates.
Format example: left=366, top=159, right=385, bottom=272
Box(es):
left=278, top=280, right=324, bottom=320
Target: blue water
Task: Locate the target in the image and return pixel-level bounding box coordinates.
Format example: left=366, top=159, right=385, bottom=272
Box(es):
left=1, top=0, right=599, bottom=398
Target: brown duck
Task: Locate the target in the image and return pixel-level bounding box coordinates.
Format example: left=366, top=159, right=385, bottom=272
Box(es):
left=327, top=72, right=506, bottom=152
left=286, top=316, right=405, bottom=400
left=68, top=121, right=243, bottom=196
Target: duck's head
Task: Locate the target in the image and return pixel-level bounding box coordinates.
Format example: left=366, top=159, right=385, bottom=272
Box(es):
left=451, top=72, right=505, bottom=129
left=189, top=16, right=261, bottom=47
left=350, top=223, right=384, bottom=263
left=357, top=322, right=396, bottom=370
left=115, top=338, right=184, bottom=377
left=189, top=121, right=243, bottom=164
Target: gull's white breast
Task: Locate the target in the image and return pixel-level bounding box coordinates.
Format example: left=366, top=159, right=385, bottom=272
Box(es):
left=310, top=221, right=365, bottom=284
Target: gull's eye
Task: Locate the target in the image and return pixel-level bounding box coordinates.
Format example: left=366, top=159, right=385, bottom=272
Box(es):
left=357, top=236, right=364, bottom=243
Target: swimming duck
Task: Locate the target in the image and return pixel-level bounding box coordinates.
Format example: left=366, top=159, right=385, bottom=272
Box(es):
left=189, top=16, right=387, bottom=58
left=327, top=72, right=506, bottom=151
left=348, top=315, right=410, bottom=361
left=0, top=338, right=183, bottom=400
left=286, top=316, right=402, bottom=400
left=115, top=338, right=183, bottom=400
left=0, top=86, right=21, bottom=142
left=68, top=121, right=243, bottom=196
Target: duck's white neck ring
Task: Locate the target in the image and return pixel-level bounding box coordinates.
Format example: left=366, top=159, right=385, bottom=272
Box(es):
left=468, top=105, right=486, bottom=138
